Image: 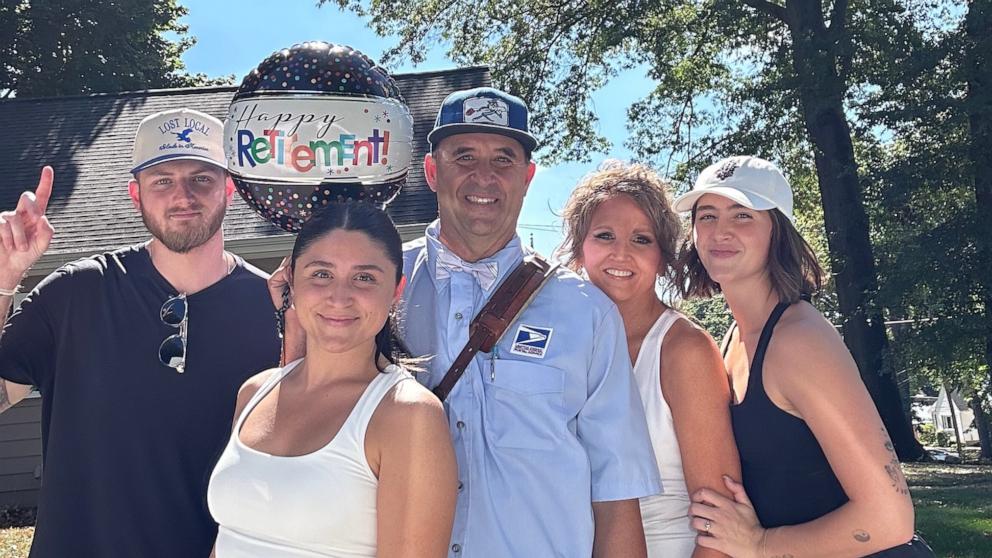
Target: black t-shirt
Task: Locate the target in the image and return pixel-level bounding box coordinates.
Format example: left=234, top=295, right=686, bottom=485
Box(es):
left=0, top=244, right=280, bottom=558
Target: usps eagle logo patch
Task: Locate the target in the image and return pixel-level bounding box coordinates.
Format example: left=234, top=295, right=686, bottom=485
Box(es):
left=510, top=324, right=553, bottom=358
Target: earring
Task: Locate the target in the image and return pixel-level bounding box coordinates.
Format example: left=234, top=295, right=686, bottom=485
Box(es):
left=275, top=286, right=291, bottom=339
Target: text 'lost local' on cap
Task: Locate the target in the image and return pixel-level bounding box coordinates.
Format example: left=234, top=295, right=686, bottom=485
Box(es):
left=131, top=108, right=226, bottom=175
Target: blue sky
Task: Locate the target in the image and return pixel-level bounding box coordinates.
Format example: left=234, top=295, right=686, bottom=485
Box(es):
left=178, top=0, right=656, bottom=255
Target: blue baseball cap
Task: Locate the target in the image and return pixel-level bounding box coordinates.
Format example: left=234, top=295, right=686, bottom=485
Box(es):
left=427, top=87, right=538, bottom=152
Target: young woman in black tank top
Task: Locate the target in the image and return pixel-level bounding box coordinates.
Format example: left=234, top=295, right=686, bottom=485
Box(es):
left=672, top=157, right=934, bottom=558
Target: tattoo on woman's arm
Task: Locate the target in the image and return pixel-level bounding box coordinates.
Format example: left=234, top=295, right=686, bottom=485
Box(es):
left=882, top=428, right=910, bottom=495
left=853, top=530, right=871, bottom=542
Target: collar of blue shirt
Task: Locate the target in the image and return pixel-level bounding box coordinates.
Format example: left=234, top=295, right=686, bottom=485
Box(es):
left=425, top=220, right=525, bottom=294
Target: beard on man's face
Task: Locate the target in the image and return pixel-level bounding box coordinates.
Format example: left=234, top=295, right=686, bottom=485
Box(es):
left=141, top=200, right=227, bottom=254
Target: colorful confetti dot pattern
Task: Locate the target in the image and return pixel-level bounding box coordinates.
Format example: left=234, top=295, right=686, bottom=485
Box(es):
left=226, top=41, right=411, bottom=233
left=235, top=41, right=405, bottom=100
left=235, top=179, right=402, bottom=233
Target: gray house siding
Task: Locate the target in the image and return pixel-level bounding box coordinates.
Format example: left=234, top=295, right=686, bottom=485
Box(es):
left=0, top=397, right=42, bottom=508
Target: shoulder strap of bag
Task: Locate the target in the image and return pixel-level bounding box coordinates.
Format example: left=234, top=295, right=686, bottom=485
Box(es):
left=432, top=253, right=559, bottom=401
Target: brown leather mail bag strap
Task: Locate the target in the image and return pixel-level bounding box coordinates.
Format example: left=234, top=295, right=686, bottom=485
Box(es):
left=432, top=253, right=559, bottom=402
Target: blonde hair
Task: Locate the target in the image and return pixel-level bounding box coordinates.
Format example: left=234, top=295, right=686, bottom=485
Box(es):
left=557, top=160, right=682, bottom=290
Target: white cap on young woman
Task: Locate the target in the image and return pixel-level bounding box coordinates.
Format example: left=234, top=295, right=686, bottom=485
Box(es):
left=673, top=155, right=794, bottom=220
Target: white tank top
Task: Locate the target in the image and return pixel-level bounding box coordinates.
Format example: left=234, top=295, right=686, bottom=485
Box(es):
left=207, top=359, right=414, bottom=558
left=633, top=309, right=697, bottom=558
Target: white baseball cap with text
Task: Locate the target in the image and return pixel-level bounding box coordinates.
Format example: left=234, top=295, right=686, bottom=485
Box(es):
left=131, top=109, right=226, bottom=175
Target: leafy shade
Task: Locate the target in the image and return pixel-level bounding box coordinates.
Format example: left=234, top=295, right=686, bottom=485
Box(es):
left=1, top=0, right=232, bottom=98
left=320, top=0, right=939, bottom=459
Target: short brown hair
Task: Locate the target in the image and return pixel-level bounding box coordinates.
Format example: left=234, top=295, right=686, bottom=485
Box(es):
left=557, top=161, right=682, bottom=289
left=677, top=206, right=824, bottom=303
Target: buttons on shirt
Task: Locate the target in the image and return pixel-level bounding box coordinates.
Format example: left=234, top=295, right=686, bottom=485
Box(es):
left=457, top=480, right=464, bottom=491
left=454, top=312, right=463, bottom=320
left=456, top=420, right=465, bottom=429
left=451, top=543, right=462, bottom=553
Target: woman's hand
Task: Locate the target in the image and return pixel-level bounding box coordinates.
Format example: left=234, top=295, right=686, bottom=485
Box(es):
left=690, top=476, right=767, bottom=558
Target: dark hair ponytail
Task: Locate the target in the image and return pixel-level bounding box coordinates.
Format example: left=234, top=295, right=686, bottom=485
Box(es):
left=372, top=314, right=412, bottom=371
left=291, top=202, right=411, bottom=371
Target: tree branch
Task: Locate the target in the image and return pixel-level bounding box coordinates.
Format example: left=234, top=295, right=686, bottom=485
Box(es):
left=741, top=0, right=787, bottom=22
left=666, top=94, right=696, bottom=174
left=830, top=0, right=849, bottom=34
left=829, top=0, right=852, bottom=80
left=517, top=1, right=591, bottom=101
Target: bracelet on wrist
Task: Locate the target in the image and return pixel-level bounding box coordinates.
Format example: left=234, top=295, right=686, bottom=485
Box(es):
left=0, top=284, right=21, bottom=297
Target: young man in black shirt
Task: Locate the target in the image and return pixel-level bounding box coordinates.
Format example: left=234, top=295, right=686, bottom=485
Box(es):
left=0, top=109, right=281, bottom=558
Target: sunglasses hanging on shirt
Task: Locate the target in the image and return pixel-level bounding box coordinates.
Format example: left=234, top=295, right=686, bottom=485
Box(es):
left=159, top=293, right=187, bottom=373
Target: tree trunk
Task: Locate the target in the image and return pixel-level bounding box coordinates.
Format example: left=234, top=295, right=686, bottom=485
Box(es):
left=890, top=324, right=914, bottom=426
left=943, top=382, right=966, bottom=457
left=970, top=395, right=992, bottom=460
left=965, top=0, right=992, bottom=429
left=783, top=0, right=924, bottom=460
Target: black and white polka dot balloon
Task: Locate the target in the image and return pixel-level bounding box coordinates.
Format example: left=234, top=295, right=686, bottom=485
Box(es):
left=224, top=42, right=413, bottom=233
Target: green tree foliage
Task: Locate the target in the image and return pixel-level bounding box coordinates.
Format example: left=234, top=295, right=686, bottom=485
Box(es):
left=0, top=0, right=232, bottom=98
left=862, top=0, right=992, bottom=457
left=326, top=0, right=944, bottom=458
left=0, top=2, right=19, bottom=93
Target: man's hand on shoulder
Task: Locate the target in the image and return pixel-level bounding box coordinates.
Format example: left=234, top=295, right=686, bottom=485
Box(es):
left=0, top=166, right=55, bottom=287
left=267, top=256, right=305, bottom=364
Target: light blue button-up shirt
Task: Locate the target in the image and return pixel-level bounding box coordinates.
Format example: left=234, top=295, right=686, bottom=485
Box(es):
left=400, top=221, right=662, bottom=558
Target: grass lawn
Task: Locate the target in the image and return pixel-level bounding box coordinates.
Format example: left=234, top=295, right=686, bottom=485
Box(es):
left=904, top=462, right=992, bottom=558
left=0, top=528, right=30, bottom=558
left=0, top=508, right=33, bottom=558
left=0, top=463, right=986, bottom=557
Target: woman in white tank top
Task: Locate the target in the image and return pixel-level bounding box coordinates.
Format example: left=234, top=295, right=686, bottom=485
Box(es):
left=208, top=203, right=457, bottom=558
left=557, top=161, right=741, bottom=558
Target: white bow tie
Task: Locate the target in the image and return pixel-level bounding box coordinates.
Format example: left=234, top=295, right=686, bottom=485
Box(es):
left=435, top=250, right=499, bottom=291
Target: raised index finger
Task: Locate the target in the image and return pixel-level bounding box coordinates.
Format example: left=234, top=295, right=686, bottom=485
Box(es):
left=34, top=166, right=54, bottom=214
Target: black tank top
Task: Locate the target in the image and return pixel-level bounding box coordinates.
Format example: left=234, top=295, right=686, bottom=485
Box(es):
left=728, top=301, right=848, bottom=527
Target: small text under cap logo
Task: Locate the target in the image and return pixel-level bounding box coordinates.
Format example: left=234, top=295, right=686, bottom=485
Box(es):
left=463, top=97, right=509, bottom=126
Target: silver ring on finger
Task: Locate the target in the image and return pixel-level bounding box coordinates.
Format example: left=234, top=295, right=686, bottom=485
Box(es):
left=704, top=520, right=712, bottom=533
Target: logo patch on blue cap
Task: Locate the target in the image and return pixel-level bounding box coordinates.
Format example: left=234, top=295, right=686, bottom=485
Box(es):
left=510, top=324, right=553, bottom=359
left=463, top=96, right=509, bottom=126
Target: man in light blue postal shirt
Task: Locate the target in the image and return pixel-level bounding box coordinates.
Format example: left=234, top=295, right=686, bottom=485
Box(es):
left=401, top=87, right=662, bottom=558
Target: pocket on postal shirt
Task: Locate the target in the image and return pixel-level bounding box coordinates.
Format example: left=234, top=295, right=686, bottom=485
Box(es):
left=484, top=360, right=566, bottom=451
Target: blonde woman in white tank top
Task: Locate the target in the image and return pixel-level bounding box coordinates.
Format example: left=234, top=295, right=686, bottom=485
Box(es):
left=558, top=161, right=741, bottom=558
left=207, top=204, right=457, bottom=558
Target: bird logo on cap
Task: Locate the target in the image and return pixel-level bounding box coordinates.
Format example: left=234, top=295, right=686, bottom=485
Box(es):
left=175, top=128, right=194, bottom=143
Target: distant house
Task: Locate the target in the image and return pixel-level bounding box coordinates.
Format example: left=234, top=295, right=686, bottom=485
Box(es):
left=0, top=66, right=490, bottom=508
left=931, top=387, right=980, bottom=444
left=910, top=392, right=938, bottom=428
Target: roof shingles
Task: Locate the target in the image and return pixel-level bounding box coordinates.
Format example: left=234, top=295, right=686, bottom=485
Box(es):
left=0, top=67, right=490, bottom=257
